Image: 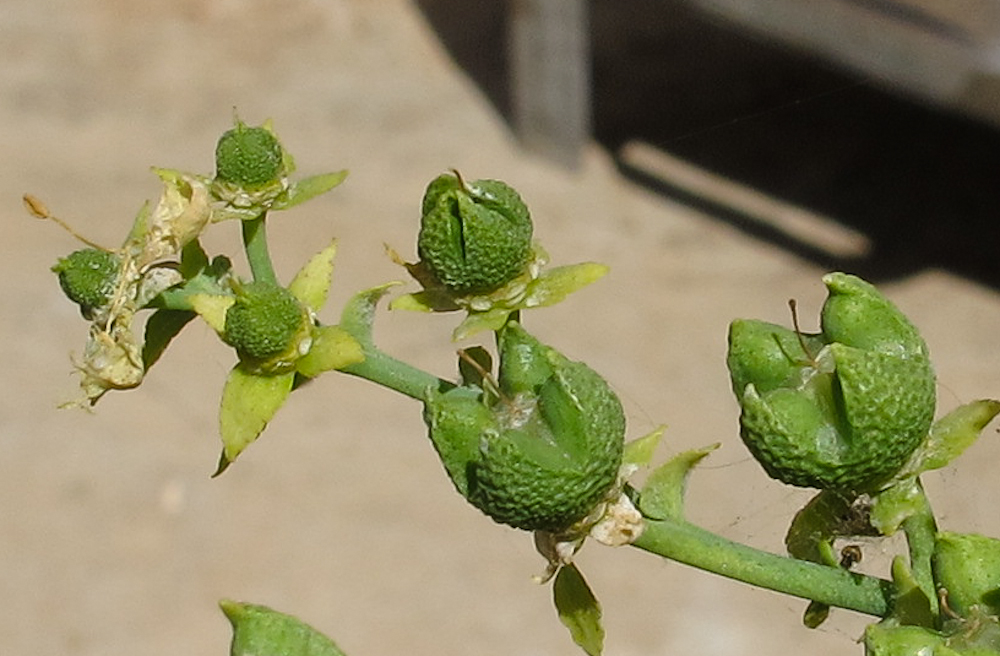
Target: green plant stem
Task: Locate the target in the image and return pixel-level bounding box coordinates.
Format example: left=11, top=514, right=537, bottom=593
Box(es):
left=632, top=516, right=893, bottom=617
left=900, top=478, right=940, bottom=620
left=242, top=213, right=279, bottom=285
left=341, top=344, right=454, bottom=401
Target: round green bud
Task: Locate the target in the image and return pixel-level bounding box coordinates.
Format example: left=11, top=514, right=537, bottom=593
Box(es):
left=51, top=248, right=121, bottom=317
left=424, top=323, right=625, bottom=532
left=223, top=282, right=309, bottom=364
left=727, top=273, right=936, bottom=492
left=417, top=173, right=533, bottom=295
left=215, top=123, right=283, bottom=188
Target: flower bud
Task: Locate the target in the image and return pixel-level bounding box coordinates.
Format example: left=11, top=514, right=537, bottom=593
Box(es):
left=215, top=123, right=284, bottom=189
left=52, top=248, right=121, bottom=318
left=727, top=273, right=935, bottom=492
left=423, top=322, right=625, bottom=532
left=223, top=282, right=312, bottom=372
left=417, top=173, right=533, bottom=295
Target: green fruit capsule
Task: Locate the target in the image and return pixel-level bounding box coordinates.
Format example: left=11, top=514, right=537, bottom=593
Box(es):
left=52, top=248, right=121, bottom=318
left=215, top=122, right=284, bottom=189
left=727, top=273, right=936, bottom=492
left=417, top=172, right=533, bottom=295
left=223, top=282, right=312, bottom=371
left=933, top=532, right=1000, bottom=618
left=423, top=322, right=625, bottom=532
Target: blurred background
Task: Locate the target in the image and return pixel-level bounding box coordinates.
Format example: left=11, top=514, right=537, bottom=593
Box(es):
left=2, top=1, right=999, bottom=655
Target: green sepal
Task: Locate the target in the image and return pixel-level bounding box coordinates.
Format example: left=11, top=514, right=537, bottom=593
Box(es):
left=215, top=364, right=295, bottom=476
left=295, top=325, right=364, bottom=378
left=638, top=443, right=719, bottom=521
left=553, top=563, right=604, bottom=656
left=271, top=170, right=349, bottom=211
left=220, top=600, right=347, bottom=656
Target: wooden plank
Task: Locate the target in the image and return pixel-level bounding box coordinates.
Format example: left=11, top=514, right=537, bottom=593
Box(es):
left=508, top=0, right=591, bottom=167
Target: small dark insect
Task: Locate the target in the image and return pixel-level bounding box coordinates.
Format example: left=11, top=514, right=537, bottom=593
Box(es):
left=839, top=544, right=863, bottom=570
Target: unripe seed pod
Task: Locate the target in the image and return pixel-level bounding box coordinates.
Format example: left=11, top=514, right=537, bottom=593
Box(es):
left=417, top=173, right=533, bottom=295
left=215, top=123, right=283, bottom=189
left=51, top=248, right=121, bottom=318
left=933, top=532, right=1000, bottom=618
left=223, top=282, right=311, bottom=366
left=727, top=273, right=936, bottom=492
left=423, top=322, right=625, bottom=532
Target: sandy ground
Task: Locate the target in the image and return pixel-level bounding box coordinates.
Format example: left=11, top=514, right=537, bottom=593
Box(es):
left=2, top=1, right=1000, bottom=655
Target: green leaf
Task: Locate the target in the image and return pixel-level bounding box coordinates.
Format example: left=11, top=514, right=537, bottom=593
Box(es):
left=178, top=237, right=210, bottom=278
left=220, top=600, right=348, bottom=656
left=272, top=170, right=349, bottom=211
left=903, top=400, right=1000, bottom=476
left=889, top=555, right=935, bottom=628
left=638, top=443, right=719, bottom=520
left=388, top=288, right=459, bottom=313
left=295, top=325, right=364, bottom=378
left=339, top=283, right=401, bottom=347
left=554, top=563, right=604, bottom=656
left=622, top=426, right=666, bottom=469
left=216, top=365, right=294, bottom=475
left=142, top=309, right=195, bottom=370
left=523, top=262, right=609, bottom=308
left=288, top=240, right=338, bottom=311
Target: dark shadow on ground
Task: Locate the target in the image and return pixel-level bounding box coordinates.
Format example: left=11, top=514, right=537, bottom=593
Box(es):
left=415, top=0, right=1000, bottom=289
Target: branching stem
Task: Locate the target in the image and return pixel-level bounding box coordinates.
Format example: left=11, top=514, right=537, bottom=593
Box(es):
left=632, top=516, right=893, bottom=617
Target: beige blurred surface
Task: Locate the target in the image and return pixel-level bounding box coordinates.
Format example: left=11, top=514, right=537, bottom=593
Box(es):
left=2, top=2, right=1000, bottom=655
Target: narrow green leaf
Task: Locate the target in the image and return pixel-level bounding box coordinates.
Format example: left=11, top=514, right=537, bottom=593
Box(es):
left=288, top=240, right=338, bottom=311
left=142, top=309, right=195, bottom=370
left=220, top=600, right=348, bottom=656
left=554, top=564, right=604, bottom=656
left=273, top=170, right=349, bottom=211
left=905, top=400, right=1000, bottom=476
left=295, top=325, right=364, bottom=378
left=216, top=366, right=294, bottom=475
left=622, top=426, right=666, bottom=469
left=638, top=443, right=719, bottom=520
left=524, top=262, right=609, bottom=308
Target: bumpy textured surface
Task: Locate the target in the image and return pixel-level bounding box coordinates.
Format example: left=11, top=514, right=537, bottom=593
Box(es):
left=214, top=124, right=283, bottom=188
left=223, top=282, right=306, bottom=361
left=416, top=173, right=533, bottom=294
left=51, top=248, right=121, bottom=315
left=424, top=323, right=625, bottom=532
left=728, top=273, right=936, bottom=492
